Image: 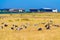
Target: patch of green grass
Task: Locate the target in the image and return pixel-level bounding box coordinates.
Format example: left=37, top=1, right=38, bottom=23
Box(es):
left=8, top=20, right=13, bottom=22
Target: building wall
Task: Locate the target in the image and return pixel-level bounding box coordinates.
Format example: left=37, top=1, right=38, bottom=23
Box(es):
left=30, top=9, right=38, bottom=12
left=39, top=8, right=52, bottom=12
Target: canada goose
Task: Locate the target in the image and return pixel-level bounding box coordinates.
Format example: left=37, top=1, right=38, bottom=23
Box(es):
left=45, top=23, right=50, bottom=29
left=38, top=28, right=42, bottom=31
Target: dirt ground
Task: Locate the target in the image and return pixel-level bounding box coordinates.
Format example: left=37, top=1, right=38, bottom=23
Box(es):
left=0, top=13, right=60, bottom=40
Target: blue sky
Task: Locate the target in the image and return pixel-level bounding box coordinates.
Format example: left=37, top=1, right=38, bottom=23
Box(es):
left=0, top=0, right=60, bottom=10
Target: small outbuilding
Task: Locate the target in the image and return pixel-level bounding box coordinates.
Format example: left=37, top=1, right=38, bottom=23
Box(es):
left=19, top=9, right=25, bottom=13
left=52, top=9, right=58, bottom=13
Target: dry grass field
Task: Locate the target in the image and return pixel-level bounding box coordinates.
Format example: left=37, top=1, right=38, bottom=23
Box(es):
left=0, top=12, right=60, bottom=40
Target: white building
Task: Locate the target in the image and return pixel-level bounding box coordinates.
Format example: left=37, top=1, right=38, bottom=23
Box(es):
left=19, top=9, right=25, bottom=12
left=52, top=9, right=58, bottom=13
left=19, top=9, right=23, bottom=12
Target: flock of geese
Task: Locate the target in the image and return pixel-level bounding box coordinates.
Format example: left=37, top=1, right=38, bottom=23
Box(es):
left=0, top=20, right=60, bottom=31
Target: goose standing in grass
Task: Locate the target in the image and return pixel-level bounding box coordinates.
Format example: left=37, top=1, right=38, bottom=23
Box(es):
left=21, top=25, right=27, bottom=29
left=38, top=28, right=42, bottom=31
left=11, top=27, right=14, bottom=30
left=16, top=27, right=23, bottom=31
left=4, top=24, right=8, bottom=27
left=45, top=23, right=50, bottom=29
left=52, top=24, right=60, bottom=27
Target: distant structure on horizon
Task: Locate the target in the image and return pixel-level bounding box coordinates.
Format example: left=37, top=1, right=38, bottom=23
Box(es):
left=0, top=8, right=58, bottom=13
left=39, top=8, right=58, bottom=13
left=9, top=9, right=25, bottom=13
